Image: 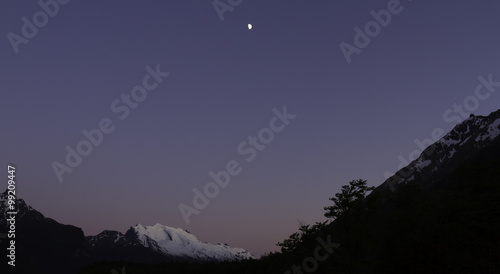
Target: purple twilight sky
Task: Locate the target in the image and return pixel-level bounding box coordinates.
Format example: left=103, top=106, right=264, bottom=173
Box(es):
left=1, top=0, right=500, bottom=257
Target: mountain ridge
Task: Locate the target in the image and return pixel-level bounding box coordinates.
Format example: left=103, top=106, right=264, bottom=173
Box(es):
left=379, top=109, right=500, bottom=193
left=2, top=109, right=499, bottom=273
left=0, top=192, right=254, bottom=274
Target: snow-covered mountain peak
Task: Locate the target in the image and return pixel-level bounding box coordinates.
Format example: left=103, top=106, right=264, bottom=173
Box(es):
left=132, top=223, right=194, bottom=246
left=127, top=223, right=254, bottom=261
left=429, top=111, right=500, bottom=159
left=446, top=112, right=500, bottom=144
left=381, top=109, right=500, bottom=191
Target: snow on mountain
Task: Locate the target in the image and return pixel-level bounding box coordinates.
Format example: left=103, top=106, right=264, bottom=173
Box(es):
left=129, top=223, right=254, bottom=261
left=85, top=223, right=255, bottom=262
left=415, top=160, right=431, bottom=170
left=434, top=113, right=500, bottom=159
left=476, top=118, right=500, bottom=142
left=381, top=110, right=500, bottom=191
left=1, top=189, right=254, bottom=272
left=0, top=190, right=39, bottom=228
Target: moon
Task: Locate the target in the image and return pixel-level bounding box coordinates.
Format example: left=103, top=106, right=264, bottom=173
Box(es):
left=248, top=24, right=252, bottom=30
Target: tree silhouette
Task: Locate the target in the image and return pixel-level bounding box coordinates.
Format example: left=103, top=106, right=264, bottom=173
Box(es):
left=324, top=179, right=374, bottom=220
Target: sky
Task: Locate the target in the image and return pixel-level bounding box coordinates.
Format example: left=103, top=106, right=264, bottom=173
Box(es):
left=1, top=0, right=500, bottom=257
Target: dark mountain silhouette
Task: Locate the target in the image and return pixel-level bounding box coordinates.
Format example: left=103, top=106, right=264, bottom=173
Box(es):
left=81, top=109, right=500, bottom=273
left=0, top=194, right=252, bottom=274
left=2, top=109, right=499, bottom=273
